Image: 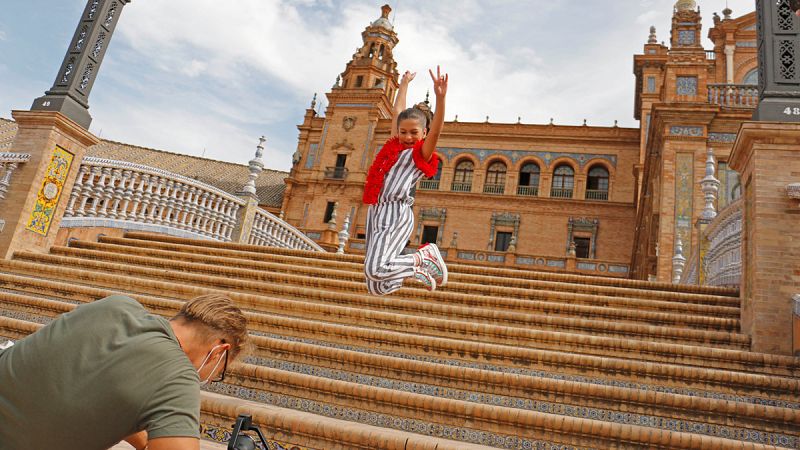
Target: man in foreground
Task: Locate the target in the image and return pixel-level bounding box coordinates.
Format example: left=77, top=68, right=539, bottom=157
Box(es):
left=0, top=293, right=248, bottom=450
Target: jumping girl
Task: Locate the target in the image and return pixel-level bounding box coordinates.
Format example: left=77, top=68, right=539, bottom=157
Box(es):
left=362, top=67, right=449, bottom=295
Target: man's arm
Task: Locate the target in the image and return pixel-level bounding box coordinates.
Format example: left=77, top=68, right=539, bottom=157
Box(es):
left=124, top=431, right=148, bottom=450
left=148, top=436, right=200, bottom=450
left=391, top=71, right=415, bottom=137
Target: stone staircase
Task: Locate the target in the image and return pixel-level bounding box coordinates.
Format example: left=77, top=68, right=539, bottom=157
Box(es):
left=0, top=232, right=798, bottom=449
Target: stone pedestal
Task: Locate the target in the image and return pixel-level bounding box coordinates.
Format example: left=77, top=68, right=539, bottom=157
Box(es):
left=729, top=122, right=800, bottom=356
left=0, top=111, right=98, bottom=259
left=230, top=195, right=259, bottom=244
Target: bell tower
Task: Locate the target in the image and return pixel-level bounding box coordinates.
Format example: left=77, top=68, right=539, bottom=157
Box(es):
left=282, top=5, right=402, bottom=244
left=335, top=4, right=399, bottom=114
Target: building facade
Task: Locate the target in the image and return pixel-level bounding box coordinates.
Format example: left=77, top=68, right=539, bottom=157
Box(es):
left=281, top=5, right=645, bottom=277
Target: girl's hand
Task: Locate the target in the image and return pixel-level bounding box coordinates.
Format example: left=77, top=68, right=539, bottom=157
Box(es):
left=400, top=70, right=416, bottom=86
left=429, top=66, right=448, bottom=98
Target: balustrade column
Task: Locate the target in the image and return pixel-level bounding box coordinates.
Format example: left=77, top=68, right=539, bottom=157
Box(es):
left=66, top=165, right=88, bottom=217
left=131, top=173, right=147, bottom=220
left=119, top=170, right=134, bottom=220
left=162, top=180, right=176, bottom=226
left=77, top=167, right=97, bottom=216
left=0, top=162, right=19, bottom=200
left=151, top=177, right=167, bottom=225
left=107, top=168, right=122, bottom=218
left=97, top=167, right=113, bottom=217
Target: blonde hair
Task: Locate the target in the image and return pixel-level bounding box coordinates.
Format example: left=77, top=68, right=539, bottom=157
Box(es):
left=172, top=293, right=248, bottom=359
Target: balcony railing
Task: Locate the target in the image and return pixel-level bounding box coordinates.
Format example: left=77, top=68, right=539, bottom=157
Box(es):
left=550, top=188, right=573, bottom=199
left=707, top=84, right=758, bottom=108
left=517, top=185, right=539, bottom=197
left=483, top=183, right=505, bottom=194
left=705, top=50, right=716, bottom=60
left=324, top=166, right=348, bottom=180
left=419, top=179, right=440, bottom=190
left=451, top=182, right=472, bottom=192
left=585, top=189, right=609, bottom=201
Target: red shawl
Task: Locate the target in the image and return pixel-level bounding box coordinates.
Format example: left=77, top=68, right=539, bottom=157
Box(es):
left=363, top=137, right=439, bottom=205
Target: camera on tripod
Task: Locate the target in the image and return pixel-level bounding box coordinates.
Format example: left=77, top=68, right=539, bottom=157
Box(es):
left=227, top=414, right=268, bottom=450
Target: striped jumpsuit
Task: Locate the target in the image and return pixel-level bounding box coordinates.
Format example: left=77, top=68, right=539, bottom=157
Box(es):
left=364, top=148, right=427, bottom=295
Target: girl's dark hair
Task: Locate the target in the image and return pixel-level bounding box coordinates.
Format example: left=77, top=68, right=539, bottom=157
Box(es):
left=397, top=107, right=433, bottom=131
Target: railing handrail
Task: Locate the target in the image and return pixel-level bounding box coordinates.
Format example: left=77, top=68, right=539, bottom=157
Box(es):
left=0, top=152, right=31, bottom=163
left=82, top=157, right=246, bottom=206
left=251, top=208, right=324, bottom=252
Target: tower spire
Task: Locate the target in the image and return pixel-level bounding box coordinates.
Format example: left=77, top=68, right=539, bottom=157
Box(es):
left=31, top=0, right=131, bottom=129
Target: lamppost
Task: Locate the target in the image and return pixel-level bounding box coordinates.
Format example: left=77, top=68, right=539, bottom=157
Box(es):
left=753, top=0, right=800, bottom=121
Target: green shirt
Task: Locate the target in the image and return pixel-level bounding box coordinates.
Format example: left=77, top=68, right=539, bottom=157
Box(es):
left=0, top=295, right=200, bottom=450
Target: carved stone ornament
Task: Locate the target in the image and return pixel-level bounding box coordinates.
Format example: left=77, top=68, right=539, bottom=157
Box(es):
left=343, top=116, right=357, bottom=132
left=332, top=138, right=355, bottom=152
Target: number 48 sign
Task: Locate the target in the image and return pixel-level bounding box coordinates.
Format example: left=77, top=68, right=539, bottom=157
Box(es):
left=784, top=107, right=800, bottom=116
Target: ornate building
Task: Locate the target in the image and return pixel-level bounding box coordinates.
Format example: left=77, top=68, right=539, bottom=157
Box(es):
left=281, top=5, right=643, bottom=277
left=630, top=1, right=757, bottom=282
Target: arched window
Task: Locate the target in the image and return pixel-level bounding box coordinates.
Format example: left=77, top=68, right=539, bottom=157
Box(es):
left=743, top=68, right=758, bottom=85
left=586, top=165, right=610, bottom=201
left=551, top=164, right=574, bottom=198
left=452, top=160, right=474, bottom=192
left=484, top=161, right=506, bottom=194
left=518, top=162, right=540, bottom=196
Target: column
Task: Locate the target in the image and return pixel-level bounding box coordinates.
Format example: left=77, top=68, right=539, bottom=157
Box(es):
left=0, top=111, right=99, bottom=258
left=729, top=122, right=800, bottom=355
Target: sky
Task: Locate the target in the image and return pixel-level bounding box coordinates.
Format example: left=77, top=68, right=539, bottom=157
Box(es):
left=1, top=0, right=747, bottom=172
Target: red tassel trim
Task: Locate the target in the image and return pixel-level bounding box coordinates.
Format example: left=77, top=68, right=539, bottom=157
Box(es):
left=363, top=138, right=439, bottom=205
left=412, top=141, right=439, bottom=178
left=363, top=137, right=404, bottom=205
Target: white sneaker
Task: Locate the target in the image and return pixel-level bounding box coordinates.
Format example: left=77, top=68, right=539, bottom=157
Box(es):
left=413, top=267, right=437, bottom=291
left=416, top=243, right=448, bottom=286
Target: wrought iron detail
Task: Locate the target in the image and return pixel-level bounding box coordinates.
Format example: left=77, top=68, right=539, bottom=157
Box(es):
left=60, top=58, right=76, bottom=84
left=778, top=40, right=797, bottom=81
left=75, top=26, right=88, bottom=51
left=777, top=0, right=796, bottom=31
left=91, top=32, right=106, bottom=59
left=79, top=63, right=94, bottom=90
left=87, top=0, right=99, bottom=19
left=104, top=2, right=118, bottom=27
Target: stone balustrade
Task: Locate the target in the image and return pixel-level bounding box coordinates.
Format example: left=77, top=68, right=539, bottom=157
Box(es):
left=703, top=199, right=742, bottom=288
left=62, top=157, right=244, bottom=241
left=0, top=153, right=31, bottom=201
left=249, top=208, right=323, bottom=252
left=707, top=84, right=759, bottom=108
left=679, top=200, right=742, bottom=288
left=61, top=157, right=323, bottom=251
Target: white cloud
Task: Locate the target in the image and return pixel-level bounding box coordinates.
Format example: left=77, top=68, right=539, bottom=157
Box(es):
left=0, top=30, right=6, bottom=42
left=2, top=0, right=755, bottom=171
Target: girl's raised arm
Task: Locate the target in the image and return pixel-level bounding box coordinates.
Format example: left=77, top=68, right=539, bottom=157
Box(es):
left=421, top=66, right=448, bottom=161
left=391, top=70, right=415, bottom=137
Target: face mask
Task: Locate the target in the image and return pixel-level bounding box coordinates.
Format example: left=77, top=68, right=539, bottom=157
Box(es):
left=197, top=344, right=227, bottom=386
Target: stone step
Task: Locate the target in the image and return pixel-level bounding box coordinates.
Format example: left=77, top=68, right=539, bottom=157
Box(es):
left=120, top=232, right=740, bottom=297
left=4, top=253, right=774, bottom=377
left=0, top=296, right=795, bottom=448
left=199, top=392, right=494, bottom=450
left=0, top=263, right=795, bottom=399
left=75, top=239, right=741, bottom=311
left=240, top=334, right=800, bottom=440
left=50, top=244, right=740, bottom=326
left=0, top=261, right=748, bottom=352
left=113, top=233, right=740, bottom=300
left=205, top=362, right=793, bottom=449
